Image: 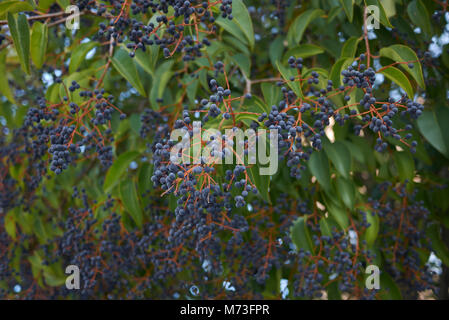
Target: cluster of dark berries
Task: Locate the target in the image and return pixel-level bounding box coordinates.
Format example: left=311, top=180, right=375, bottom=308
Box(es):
left=91, top=0, right=233, bottom=61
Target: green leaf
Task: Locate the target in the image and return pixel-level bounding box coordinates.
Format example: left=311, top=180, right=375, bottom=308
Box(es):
left=379, top=0, right=396, bottom=18
left=327, top=281, right=342, bottom=300
left=248, top=163, right=271, bottom=204
left=327, top=202, right=349, bottom=230
left=379, top=66, right=414, bottom=99
left=320, top=216, right=339, bottom=237
left=364, top=210, right=379, bottom=247
left=339, top=0, right=354, bottom=22
left=216, top=18, right=248, bottom=47
left=276, top=61, right=303, bottom=98
left=407, top=0, right=432, bottom=36
left=324, top=141, right=351, bottom=179
left=8, top=13, right=31, bottom=74
left=0, top=50, right=15, bottom=104
left=58, top=68, right=95, bottom=103
left=340, top=37, right=360, bottom=58
left=111, top=47, right=146, bottom=97
left=104, top=151, right=140, bottom=192
left=228, top=0, right=254, bottom=50
left=123, top=45, right=158, bottom=77
left=56, top=0, right=70, bottom=8
left=269, top=36, right=284, bottom=68
left=138, top=162, right=153, bottom=198
left=330, top=57, right=353, bottom=87
left=261, top=83, right=282, bottom=108
left=30, top=21, right=48, bottom=69
left=287, top=9, right=324, bottom=47
left=120, top=179, right=143, bottom=228
left=5, top=210, right=17, bottom=240
left=291, top=216, right=314, bottom=253
left=379, top=45, right=425, bottom=89
left=393, top=151, right=415, bottom=182
left=230, top=53, right=251, bottom=77
left=379, top=272, right=402, bottom=299
left=283, top=44, right=324, bottom=63
left=328, top=7, right=343, bottom=23
left=37, top=0, right=55, bottom=11
left=417, top=106, right=449, bottom=159
left=0, top=1, right=34, bottom=18
left=427, top=224, right=449, bottom=267
left=308, top=151, right=331, bottom=191
left=365, top=0, right=394, bottom=28
left=336, top=177, right=355, bottom=209
left=69, top=41, right=98, bottom=73
left=149, top=60, right=174, bottom=110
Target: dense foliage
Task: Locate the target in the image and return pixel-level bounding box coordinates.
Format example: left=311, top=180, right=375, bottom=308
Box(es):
left=0, top=0, right=449, bottom=300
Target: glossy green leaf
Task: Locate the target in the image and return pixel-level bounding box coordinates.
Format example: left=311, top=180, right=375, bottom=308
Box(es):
left=393, top=151, right=415, bottom=182
left=327, top=203, right=349, bottom=230
left=58, top=68, right=95, bottom=103
left=291, top=216, right=314, bottom=253
left=417, top=105, right=449, bottom=159
left=339, top=0, right=354, bottom=22
left=261, top=83, right=282, bottom=108
left=379, top=45, right=425, bottom=89
left=216, top=18, right=248, bottom=47
left=229, top=0, right=254, bottom=50
left=324, top=141, right=351, bottom=179
left=340, top=37, right=360, bottom=58
left=149, top=60, right=174, bottom=110
left=330, top=57, right=352, bottom=87
left=5, top=210, right=17, bottom=240
left=123, top=45, right=158, bottom=77
left=319, top=216, right=339, bottom=237
left=364, top=210, right=379, bottom=246
left=379, top=272, right=402, bottom=300
left=379, top=66, right=414, bottom=99
left=308, top=151, right=331, bottom=191
left=120, top=179, right=143, bottom=228
left=8, top=13, right=31, bottom=74
left=407, top=0, right=432, bottom=36
left=276, top=61, right=303, bottom=98
left=69, top=41, right=98, bottom=73
left=0, top=1, right=33, bottom=18
left=287, top=9, right=324, bottom=47
left=365, top=0, right=394, bottom=28
left=104, top=151, right=140, bottom=192
left=0, top=50, right=15, bottom=104
left=30, top=21, right=48, bottom=69
left=111, top=47, right=146, bottom=97
left=231, top=53, right=251, bottom=77
left=427, top=224, right=449, bottom=267
left=336, top=177, right=355, bottom=209
left=248, top=163, right=271, bottom=204
left=284, top=44, right=324, bottom=62
left=269, top=36, right=284, bottom=68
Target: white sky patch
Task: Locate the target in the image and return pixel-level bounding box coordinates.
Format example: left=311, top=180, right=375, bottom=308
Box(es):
left=280, top=279, right=289, bottom=299
left=42, top=72, right=54, bottom=87
left=223, top=281, right=236, bottom=291
left=427, top=252, right=442, bottom=275
left=86, top=48, right=97, bottom=59
left=13, top=284, right=21, bottom=293
left=348, top=230, right=358, bottom=246
left=129, top=161, right=138, bottom=170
